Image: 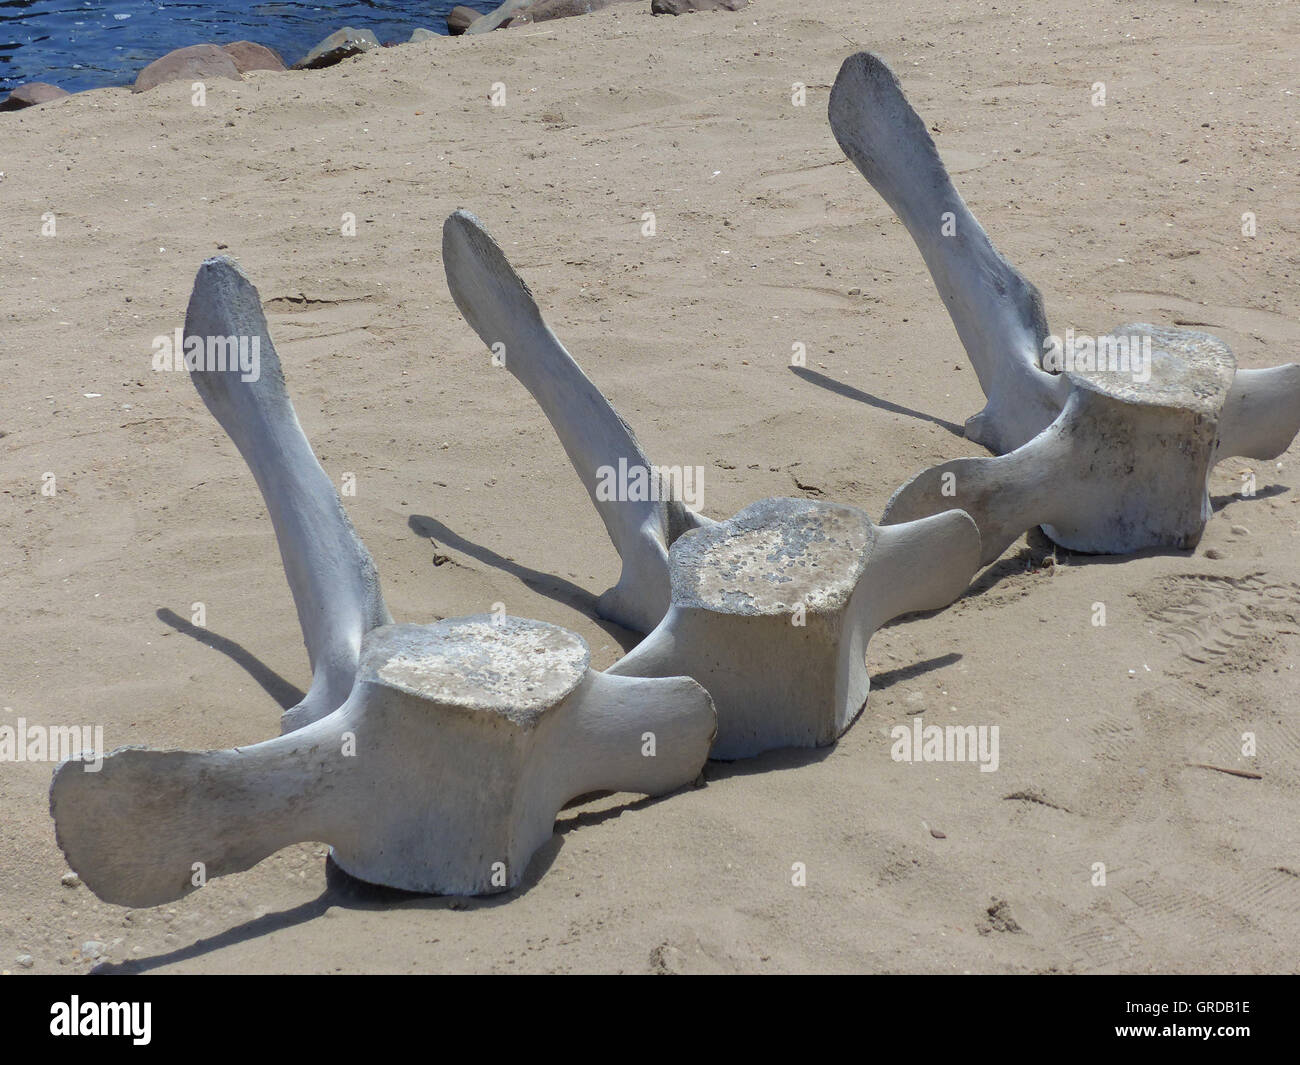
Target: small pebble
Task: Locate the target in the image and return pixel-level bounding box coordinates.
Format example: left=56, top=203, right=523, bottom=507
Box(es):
left=1205, top=548, right=1225, bottom=559
left=929, top=827, right=947, bottom=839
left=81, top=941, right=105, bottom=960
left=1230, top=525, right=1249, bottom=536
left=16, top=954, right=33, bottom=968
left=60, top=872, right=81, bottom=888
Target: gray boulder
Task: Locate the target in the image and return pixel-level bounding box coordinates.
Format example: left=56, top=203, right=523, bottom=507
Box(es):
left=513, top=0, right=639, bottom=23
left=465, top=0, right=530, bottom=32
left=651, top=0, right=748, bottom=13
left=292, top=27, right=382, bottom=70
left=409, top=28, right=440, bottom=42
left=446, top=6, right=483, bottom=34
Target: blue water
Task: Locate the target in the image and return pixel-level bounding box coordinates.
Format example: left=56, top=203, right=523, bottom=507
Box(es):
left=0, top=1, right=498, bottom=94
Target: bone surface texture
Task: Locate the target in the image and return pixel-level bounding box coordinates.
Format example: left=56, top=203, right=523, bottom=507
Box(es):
left=184, top=256, right=392, bottom=734
left=443, top=210, right=982, bottom=759
left=607, top=498, right=980, bottom=758
left=442, top=209, right=709, bottom=635
left=829, top=51, right=1300, bottom=562
left=48, top=258, right=716, bottom=905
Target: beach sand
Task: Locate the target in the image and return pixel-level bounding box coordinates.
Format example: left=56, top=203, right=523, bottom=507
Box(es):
left=1, top=0, right=1298, bottom=973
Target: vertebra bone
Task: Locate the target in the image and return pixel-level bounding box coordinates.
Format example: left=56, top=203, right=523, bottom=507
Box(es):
left=830, top=51, right=1300, bottom=562
left=828, top=49, right=1069, bottom=454
left=184, top=257, right=392, bottom=734
left=443, top=211, right=981, bottom=758
left=51, top=617, right=715, bottom=906
left=442, top=210, right=710, bottom=635
left=606, top=497, right=979, bottom=758
left=49, top=257, right=715, bottom=906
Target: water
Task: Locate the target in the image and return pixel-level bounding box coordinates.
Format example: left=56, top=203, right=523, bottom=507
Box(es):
left=0, top=1, right=498, bottom=94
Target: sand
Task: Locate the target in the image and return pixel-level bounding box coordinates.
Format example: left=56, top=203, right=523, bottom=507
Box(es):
left=1, top=0, right=1298, bottom=973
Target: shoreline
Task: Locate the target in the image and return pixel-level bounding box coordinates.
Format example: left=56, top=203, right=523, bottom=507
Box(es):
left=0, top=0, right=718, bottom=106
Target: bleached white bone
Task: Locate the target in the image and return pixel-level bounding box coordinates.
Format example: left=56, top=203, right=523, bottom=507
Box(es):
left=607, top=498, right=980, bottom=758
left=883, top=325, right=1294, bottom=563
left=1213, top=364, right=1300, bottom=464
left=50, top=617, right=716, bottom=906
left=184, top=257, right=391, bottom=733
left=48, top=257, right=716, bottom=906
left=828, top=50, right=1069, bottom=453
left=442, top=212, right=982, bottom=758
left=443, top=209, right=711, bottom=634
left=831, top=51, right=1300, bottom=559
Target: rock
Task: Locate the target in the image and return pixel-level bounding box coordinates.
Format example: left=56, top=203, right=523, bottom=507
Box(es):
left=61, top=871, right=81, bottom=887
left=409, top=28, right=440, bottom=42
left=447, top=6, right=482, bottom=34
left=221, top=41, right=286, bottom=73
left=16, top=954, right=33, bottom=968
left=651, top=0, right=748, bottom=13
left=133, top=44, right=243, bottom=93
left=81, top=940, right=105, bottom=960
left=513, top=0, right=639, bottom=24
left=292, top=27, right=382, bottom=70
left=0, top=82, right=71, bottom=111
left=1230, top=524, right=1249, bottom=536
left=465, top=0, right=532, bottom=32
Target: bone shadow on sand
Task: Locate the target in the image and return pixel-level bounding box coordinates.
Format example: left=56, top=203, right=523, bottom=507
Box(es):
left=962, top=528, right=1194, bottom=601
left=90, top=785, right=697, bottom=973
left=1210, top=482, right=1288, bottom=511
left=789, top=366, right=967, bottom=438
left=409, top=514, right=642, bottom=653
left=100, top=651, right=959, bottom=971
left=870, top=652, right=962, bottom=690
left=92, top=836, right=569, bottom=974
left=963, top=481, right=1291, bottom=600
left=156, top=608, right=306, bottom=710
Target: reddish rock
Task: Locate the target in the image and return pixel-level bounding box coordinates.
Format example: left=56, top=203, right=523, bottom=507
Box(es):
left=221, top=41, right=286, bottom=73
left=0, top=83, right=71, bottom=111
left=651, top=0, right=748, bottom=13
left=133, top=44, right=242, bottom=94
